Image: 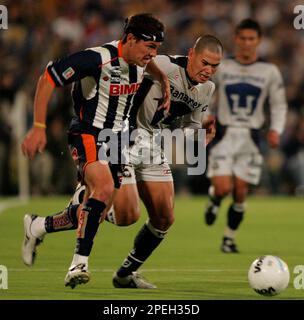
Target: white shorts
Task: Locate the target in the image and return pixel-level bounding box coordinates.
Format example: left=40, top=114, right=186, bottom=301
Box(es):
left=121, top=162, right=173, bottom=185
left=121, top=130, right=173, bottom=185
left=207, top=127, right=263, bottom=185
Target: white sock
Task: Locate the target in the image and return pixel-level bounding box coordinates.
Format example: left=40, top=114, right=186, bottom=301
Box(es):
left=70, top=254, right=89, bottom=269
left=224, top=227, right=236, bottom=240
left=31, top=217, right=46, bottom=238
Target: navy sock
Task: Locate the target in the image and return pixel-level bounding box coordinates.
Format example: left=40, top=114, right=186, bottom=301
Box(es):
left=117, top=221, right=167, bottom=277
left=209, top=194, right=223, bottom=207
left=75, top=198, right=106, bottom=256
left=227, top=203, right=244, bottom=230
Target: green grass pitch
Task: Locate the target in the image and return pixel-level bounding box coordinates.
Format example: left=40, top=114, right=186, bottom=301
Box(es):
left=0, top=195, right=303, bottom=300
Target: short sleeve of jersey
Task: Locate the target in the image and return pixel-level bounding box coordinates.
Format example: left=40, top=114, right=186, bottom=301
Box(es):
left=153, top=55, right=177, bottom=76
left=46, top=49, right=102, bottom=87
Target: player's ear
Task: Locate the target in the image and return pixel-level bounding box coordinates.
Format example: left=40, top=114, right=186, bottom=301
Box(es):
left=188, top=48, right=194, bottom=60
left=126, top=33, right=137, bottom=44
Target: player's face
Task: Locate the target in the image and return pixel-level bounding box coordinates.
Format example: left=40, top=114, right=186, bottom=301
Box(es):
left=234, top=29, right=261, bottom=58
left=187, top=48, right=222, bottom=83
left=127, top=36, right=162, bottom=67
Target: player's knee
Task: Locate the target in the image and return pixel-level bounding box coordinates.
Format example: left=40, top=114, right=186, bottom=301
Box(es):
left=151, top=210, right=175, bottom=230
left=91, top=182, right=115, bottom=202
left=116, top=208, right=141, bottom=226
left=214, top=185, right=231, bottom=198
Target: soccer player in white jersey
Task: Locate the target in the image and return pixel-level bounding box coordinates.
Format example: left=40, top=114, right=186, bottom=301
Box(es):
left=204, top=19, right=287, bottom=253
left=21, top=34, right=222, bottom=289
left=110, top=35, right=222, bottom=288
left=21, top=13, right=170, bottom=289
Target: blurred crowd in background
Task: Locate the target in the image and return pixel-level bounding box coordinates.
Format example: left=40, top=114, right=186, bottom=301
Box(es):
left=1, top=0, right=304, bottom=196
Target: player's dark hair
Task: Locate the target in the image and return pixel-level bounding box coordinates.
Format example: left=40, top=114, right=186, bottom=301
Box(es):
left=194, top=35, right=223, bottom=55
left=122, top=13, right=165, bottom=43
left=235, top=18, right=262, bottom=37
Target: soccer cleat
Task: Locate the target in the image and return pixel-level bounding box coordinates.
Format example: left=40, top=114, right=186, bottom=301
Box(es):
left=204, top=202, right=219, bottom=226
left=64, top=263, right=90, bottom=289
left=22, top=214, right=44, bottom=266
left=221, top=237, right=239, bottom=253
left=112, top=271, right=156, bottom=289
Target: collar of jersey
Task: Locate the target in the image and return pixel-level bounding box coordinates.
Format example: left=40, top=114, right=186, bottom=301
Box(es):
left=118, top=40, right=123, bottom=58
left=230, top=56, right=264, bottom=66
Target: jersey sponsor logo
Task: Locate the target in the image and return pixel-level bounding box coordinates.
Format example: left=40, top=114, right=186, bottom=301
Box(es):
left=170, top=85, right=202, bottom=109
left=109, top=83, right=141, bottom=95
left=62, top=67, right=75, bottom=80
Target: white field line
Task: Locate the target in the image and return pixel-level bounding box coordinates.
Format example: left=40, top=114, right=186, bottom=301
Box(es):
left=9, top=268, right=245, bottom=272
left=0, top=197, right=28, bottom=216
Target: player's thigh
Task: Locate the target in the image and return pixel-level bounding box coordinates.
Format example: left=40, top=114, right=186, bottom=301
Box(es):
left=85, top=161, right=114, bottom=201
left=68, top=132, right=114, bottom=201
left=137, top=180, right=174, bottom=229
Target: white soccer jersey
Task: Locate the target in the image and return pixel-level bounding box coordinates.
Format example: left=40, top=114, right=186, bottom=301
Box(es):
left=133, top=55, right=215, bottom=134
left=47, top=40, right=144, bottom=132
left=210, top=58, right=287, bottom=134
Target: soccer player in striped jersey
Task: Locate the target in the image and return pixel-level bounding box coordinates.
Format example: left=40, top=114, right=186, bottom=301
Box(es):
left=21, top=13, right=170, bottom=289
left=204, top=19, right=287, bottom=253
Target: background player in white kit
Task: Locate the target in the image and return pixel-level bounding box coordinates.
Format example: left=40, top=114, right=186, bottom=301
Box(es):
left=204, top=19, right=287, bottom=253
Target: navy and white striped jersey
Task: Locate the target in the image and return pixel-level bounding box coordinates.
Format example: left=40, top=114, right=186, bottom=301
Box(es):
left=132, top=55, right=215, bottom=134
left=46, top=40, right=144, bottom=132
left=210, top=58, right=287, bottom=134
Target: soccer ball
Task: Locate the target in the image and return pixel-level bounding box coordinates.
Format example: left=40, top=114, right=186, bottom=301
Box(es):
left=248, top=255, right=290, bottom=296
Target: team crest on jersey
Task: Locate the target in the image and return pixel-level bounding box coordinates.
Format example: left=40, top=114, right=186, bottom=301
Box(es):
left=62, top=67, right=75, bottom=80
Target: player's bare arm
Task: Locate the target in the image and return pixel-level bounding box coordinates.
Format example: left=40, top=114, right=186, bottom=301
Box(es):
left=203, top=115, right=216, bottom=146
left=267, top=129, right=280, bottom=148
left=21, top=71, right=54, bottom=159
